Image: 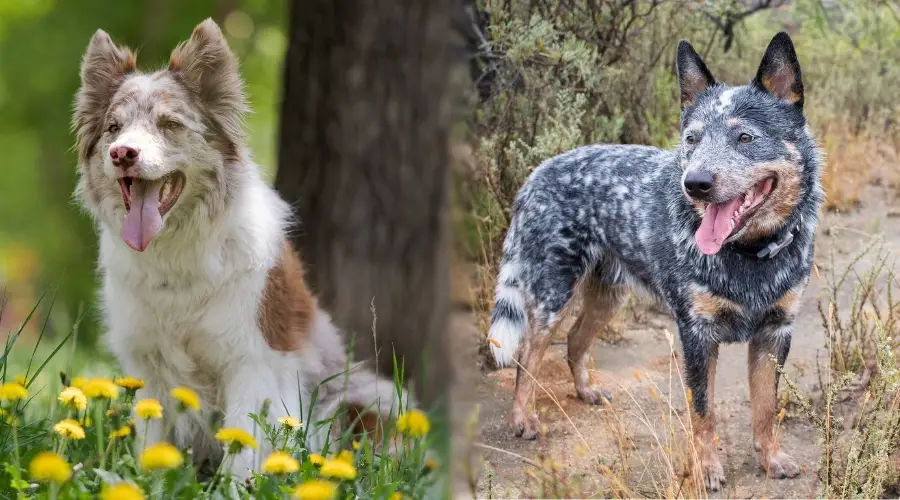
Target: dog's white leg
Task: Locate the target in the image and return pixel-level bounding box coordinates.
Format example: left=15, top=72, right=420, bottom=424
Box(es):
left=221, top=363, right=282, bottom=480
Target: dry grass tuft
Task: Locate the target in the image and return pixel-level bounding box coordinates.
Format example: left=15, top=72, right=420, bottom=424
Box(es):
left=818, top=124, right=900, bottom=213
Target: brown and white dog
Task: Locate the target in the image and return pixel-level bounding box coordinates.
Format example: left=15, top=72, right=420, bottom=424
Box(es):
left=73, top=19, right=409, bottom=478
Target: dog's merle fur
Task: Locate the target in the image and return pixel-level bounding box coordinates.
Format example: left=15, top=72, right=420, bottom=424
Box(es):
left=487, top=32, right=822, bottom=490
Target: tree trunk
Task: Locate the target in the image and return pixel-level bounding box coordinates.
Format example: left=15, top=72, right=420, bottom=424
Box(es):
left=275, top=1, right=460, bottom=492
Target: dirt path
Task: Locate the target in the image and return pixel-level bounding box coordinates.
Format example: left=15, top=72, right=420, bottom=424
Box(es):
left=463, top=184, right=900, bottom=499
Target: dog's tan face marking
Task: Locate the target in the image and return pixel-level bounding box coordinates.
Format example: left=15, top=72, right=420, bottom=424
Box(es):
left=73, top=20, right=248, bottom=247
left=258, top=241, right=315, bottom=352
left=691, top=288, right=743, bottom=320
left=737, top=156, right=802, bottom=242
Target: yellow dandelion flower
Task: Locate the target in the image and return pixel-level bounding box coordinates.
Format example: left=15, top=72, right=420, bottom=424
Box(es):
left=320, top=458, right=357, bottom=480
left=28, top=451, right=71, bottom=484
left=134, top=399, right=163, bottom=420
left=0, top=382, right=28, bottom=403
left=140, top=442, right=184, bottom=471
left=293, top=479, right=337, bottom=499
left=335, top=449, right=354, bottom=464
left=169, top=387, right=200, bottom=411
left=352, top=440, right=360, bottom=450
left=71, top=377, right=88, bottom=389
left=109, top=425, right=132, bottom=439
left=215, top=428, right=257, bottom=452
left=82, top=378, right=120, bottom=400
left=278, top=416, right=302, bottom=429
left=53, top=419, right=86, bottom=440
left=262, top=451, right=300, bottom=474
left=390, top=493, right=408, bottom=500
left=58, top=387, right=87, bottom=411
left=115, top=377, right=145, bottom=391
left=308, top=453, right=325, bottom=466
left=101, top=482, right=145, bottom=500
left=14, top=375, right=26, bottom=386
left=395, top=409, right=430, bottom=438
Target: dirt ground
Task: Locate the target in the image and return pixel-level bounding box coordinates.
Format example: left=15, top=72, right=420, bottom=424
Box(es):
left=455, top=182, right=900, bottom=499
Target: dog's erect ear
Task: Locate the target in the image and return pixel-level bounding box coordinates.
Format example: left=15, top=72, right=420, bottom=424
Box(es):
left=169, top=18, right=247, bottom=140
left=752, top=32, right=803, bottom=108
left=676, top=40, right=715, bottom=109
left=74, top=30, right=136, bottom=159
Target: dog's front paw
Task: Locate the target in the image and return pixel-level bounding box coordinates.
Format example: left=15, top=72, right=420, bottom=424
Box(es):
left=758, top=450, right=800, bottom=479
left=699, top=453, right=726, bottom=492
left=575, top=385, right=612, bottom=406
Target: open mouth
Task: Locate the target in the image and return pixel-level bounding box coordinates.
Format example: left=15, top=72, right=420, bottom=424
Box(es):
left=117, top=171, right=185, bottom=252
left=695, top=176, right=776, bottom=256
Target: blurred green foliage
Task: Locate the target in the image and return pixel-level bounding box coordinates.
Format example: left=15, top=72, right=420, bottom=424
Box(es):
left=0, top=0, right=287, bottom=344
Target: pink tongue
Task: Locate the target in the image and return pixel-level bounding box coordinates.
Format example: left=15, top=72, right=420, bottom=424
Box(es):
left=695, top=196, right=744, bottom=256
left=121, top=179, right=163, bottom=252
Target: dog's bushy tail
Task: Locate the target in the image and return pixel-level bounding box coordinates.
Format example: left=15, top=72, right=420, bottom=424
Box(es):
left=488, top=259, right=528, bottom=368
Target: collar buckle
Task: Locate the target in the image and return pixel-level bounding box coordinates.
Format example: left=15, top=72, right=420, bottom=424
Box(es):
left=755, top=231, right=794, bottom=259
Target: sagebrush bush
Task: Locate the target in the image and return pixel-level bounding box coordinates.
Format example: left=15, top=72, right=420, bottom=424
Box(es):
left=778, top=242, right=900, bottom=498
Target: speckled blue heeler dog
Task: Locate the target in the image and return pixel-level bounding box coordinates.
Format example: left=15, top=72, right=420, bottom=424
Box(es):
left=487, top=32, right=821, bottom=490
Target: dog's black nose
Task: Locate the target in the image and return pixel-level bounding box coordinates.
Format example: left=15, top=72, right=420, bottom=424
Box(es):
left=683, top=170, right=714, bottom=199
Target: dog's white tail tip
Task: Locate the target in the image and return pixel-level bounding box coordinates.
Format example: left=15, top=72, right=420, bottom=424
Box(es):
left=487, top=318, right=522, bottom=368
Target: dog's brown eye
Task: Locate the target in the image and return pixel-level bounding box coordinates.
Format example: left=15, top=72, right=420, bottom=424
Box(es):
left=739, top=133, right=754, bottom=143
left=160, top=120, right=183, bottom=131
left=685, top=135, right=697, bottom=145
left=108, top=123, right=120, bottom=134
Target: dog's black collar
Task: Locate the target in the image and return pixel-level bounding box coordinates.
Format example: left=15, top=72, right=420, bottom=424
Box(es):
left=731, top=215, right=803, bottom=260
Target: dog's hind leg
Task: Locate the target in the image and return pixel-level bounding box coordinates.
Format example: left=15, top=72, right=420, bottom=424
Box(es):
left=566, top=279, right=624, bottom=405
left=506, top=239, right=587, bottom=439
left=510, top=315, right=557, bottom=440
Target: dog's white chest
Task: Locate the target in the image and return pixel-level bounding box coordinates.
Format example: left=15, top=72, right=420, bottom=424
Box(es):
left=99, top=235, right=268, bottom=408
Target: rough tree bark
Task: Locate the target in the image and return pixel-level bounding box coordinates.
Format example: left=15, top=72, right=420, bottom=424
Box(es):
left=275, top=1, right=459, bottom=489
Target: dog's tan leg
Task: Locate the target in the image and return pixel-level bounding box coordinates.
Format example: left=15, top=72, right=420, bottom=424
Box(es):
left=510, top=319, right=555, bottom=440
left=749, top=335, right=800, bottom=479
left=566, top=281, right=623, bottom=405
left=689, top=343, right=725, bottom=491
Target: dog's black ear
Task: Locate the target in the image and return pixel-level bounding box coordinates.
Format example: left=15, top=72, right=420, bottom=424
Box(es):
left=169, top=18, right=248, bottom=142
left=752, top=32, right=803, bottom=108
left=676, top=40, right=715, bottom=109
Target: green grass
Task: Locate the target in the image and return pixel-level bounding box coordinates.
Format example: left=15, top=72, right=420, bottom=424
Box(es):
left=0, top=296, right=441, bottom=499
